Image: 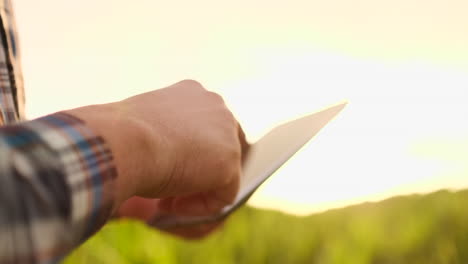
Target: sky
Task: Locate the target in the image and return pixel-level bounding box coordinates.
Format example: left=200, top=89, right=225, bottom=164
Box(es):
left=13, top=0, right=468, bottom=215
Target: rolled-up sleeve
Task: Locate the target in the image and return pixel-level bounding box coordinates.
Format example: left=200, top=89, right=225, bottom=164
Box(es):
left=0, top=112, right=117, bottom=264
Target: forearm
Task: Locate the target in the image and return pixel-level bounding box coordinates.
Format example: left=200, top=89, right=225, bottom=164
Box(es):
left=0, top=79, right=246, bottom=260
left=65, top=103, right=137, bottom=208
left=65, top=102, right=169, bottom=207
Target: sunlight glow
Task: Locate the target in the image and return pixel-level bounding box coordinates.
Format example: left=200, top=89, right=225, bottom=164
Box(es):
left=14, top=0, right=468, bottom=215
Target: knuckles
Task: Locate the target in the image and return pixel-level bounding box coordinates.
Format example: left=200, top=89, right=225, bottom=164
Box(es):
left=177, top=79, right=205, bottom=90
left=206, top=91, right=225, bottom=104
left=220, top=109, right=236, bottom=128
left=216, top=143, right=242, bottom=185
left=170, top=79, right=242, bottom=192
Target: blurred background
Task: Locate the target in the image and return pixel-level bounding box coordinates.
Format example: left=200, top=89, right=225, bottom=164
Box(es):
left=14, top=0, right=468, bottom=263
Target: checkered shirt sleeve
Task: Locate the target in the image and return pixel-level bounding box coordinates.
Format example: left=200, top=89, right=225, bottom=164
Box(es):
left=0, top=1, right=119, bottom=263
left=0, top=112, right=117, bottom=264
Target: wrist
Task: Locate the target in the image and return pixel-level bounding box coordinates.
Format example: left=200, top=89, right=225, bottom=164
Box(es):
left=64, top=102, right=146, bottom=211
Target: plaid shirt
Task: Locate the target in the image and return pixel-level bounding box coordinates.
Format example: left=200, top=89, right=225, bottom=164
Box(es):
left=0, top=1, right=118, bottom=263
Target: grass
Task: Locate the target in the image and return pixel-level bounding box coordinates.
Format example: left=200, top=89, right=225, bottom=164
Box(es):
left=63, top=189, right=468, bottom=264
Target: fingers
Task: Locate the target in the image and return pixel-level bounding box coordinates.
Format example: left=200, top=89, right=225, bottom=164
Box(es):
left=116, top=196, right=159, bottom=221
left=160, top=176, right=239, bottom=217
left=237, top=122, right=250, bottom=163
left=151, top=198, right=225, bottom=240
left=117, top=197, right=224, bottom=240
left=121, top=79, right=250, bottom=240
left=159, top=122, right=248, bottom=240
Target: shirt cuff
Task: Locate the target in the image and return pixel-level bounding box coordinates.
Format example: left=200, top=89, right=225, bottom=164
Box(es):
left=27, top=112, right=117, bottom=241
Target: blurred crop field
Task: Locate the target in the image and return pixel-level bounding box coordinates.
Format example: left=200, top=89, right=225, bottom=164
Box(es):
left=63, top=189, right=468, bottom=264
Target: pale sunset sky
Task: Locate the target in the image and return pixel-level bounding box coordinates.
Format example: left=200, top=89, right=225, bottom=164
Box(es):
left=13, top=0, right=468, bottom=215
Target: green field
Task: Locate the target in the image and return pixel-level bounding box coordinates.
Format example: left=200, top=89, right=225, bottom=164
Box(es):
left=64, top=190, right=468, bottom=264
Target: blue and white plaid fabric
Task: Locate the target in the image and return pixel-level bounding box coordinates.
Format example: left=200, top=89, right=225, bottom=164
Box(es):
left=0, top=1, right=118, bottom=263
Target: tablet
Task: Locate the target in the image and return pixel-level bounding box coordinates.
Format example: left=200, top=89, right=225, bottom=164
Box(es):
left=150, top=102, right=347, bottom=229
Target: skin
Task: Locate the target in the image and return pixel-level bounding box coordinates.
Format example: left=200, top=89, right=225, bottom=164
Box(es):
left=66, top=80, right=248, bottom=239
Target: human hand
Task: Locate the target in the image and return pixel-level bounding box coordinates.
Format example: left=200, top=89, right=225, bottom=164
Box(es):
left=67, top=80, right=248, bottom=238
left=117, top=196, right=224, bottom=239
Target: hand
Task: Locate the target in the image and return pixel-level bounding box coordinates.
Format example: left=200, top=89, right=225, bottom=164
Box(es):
left=67, top=80, right=248, bottom=238
left=117, top=197, right=224, bottom=239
